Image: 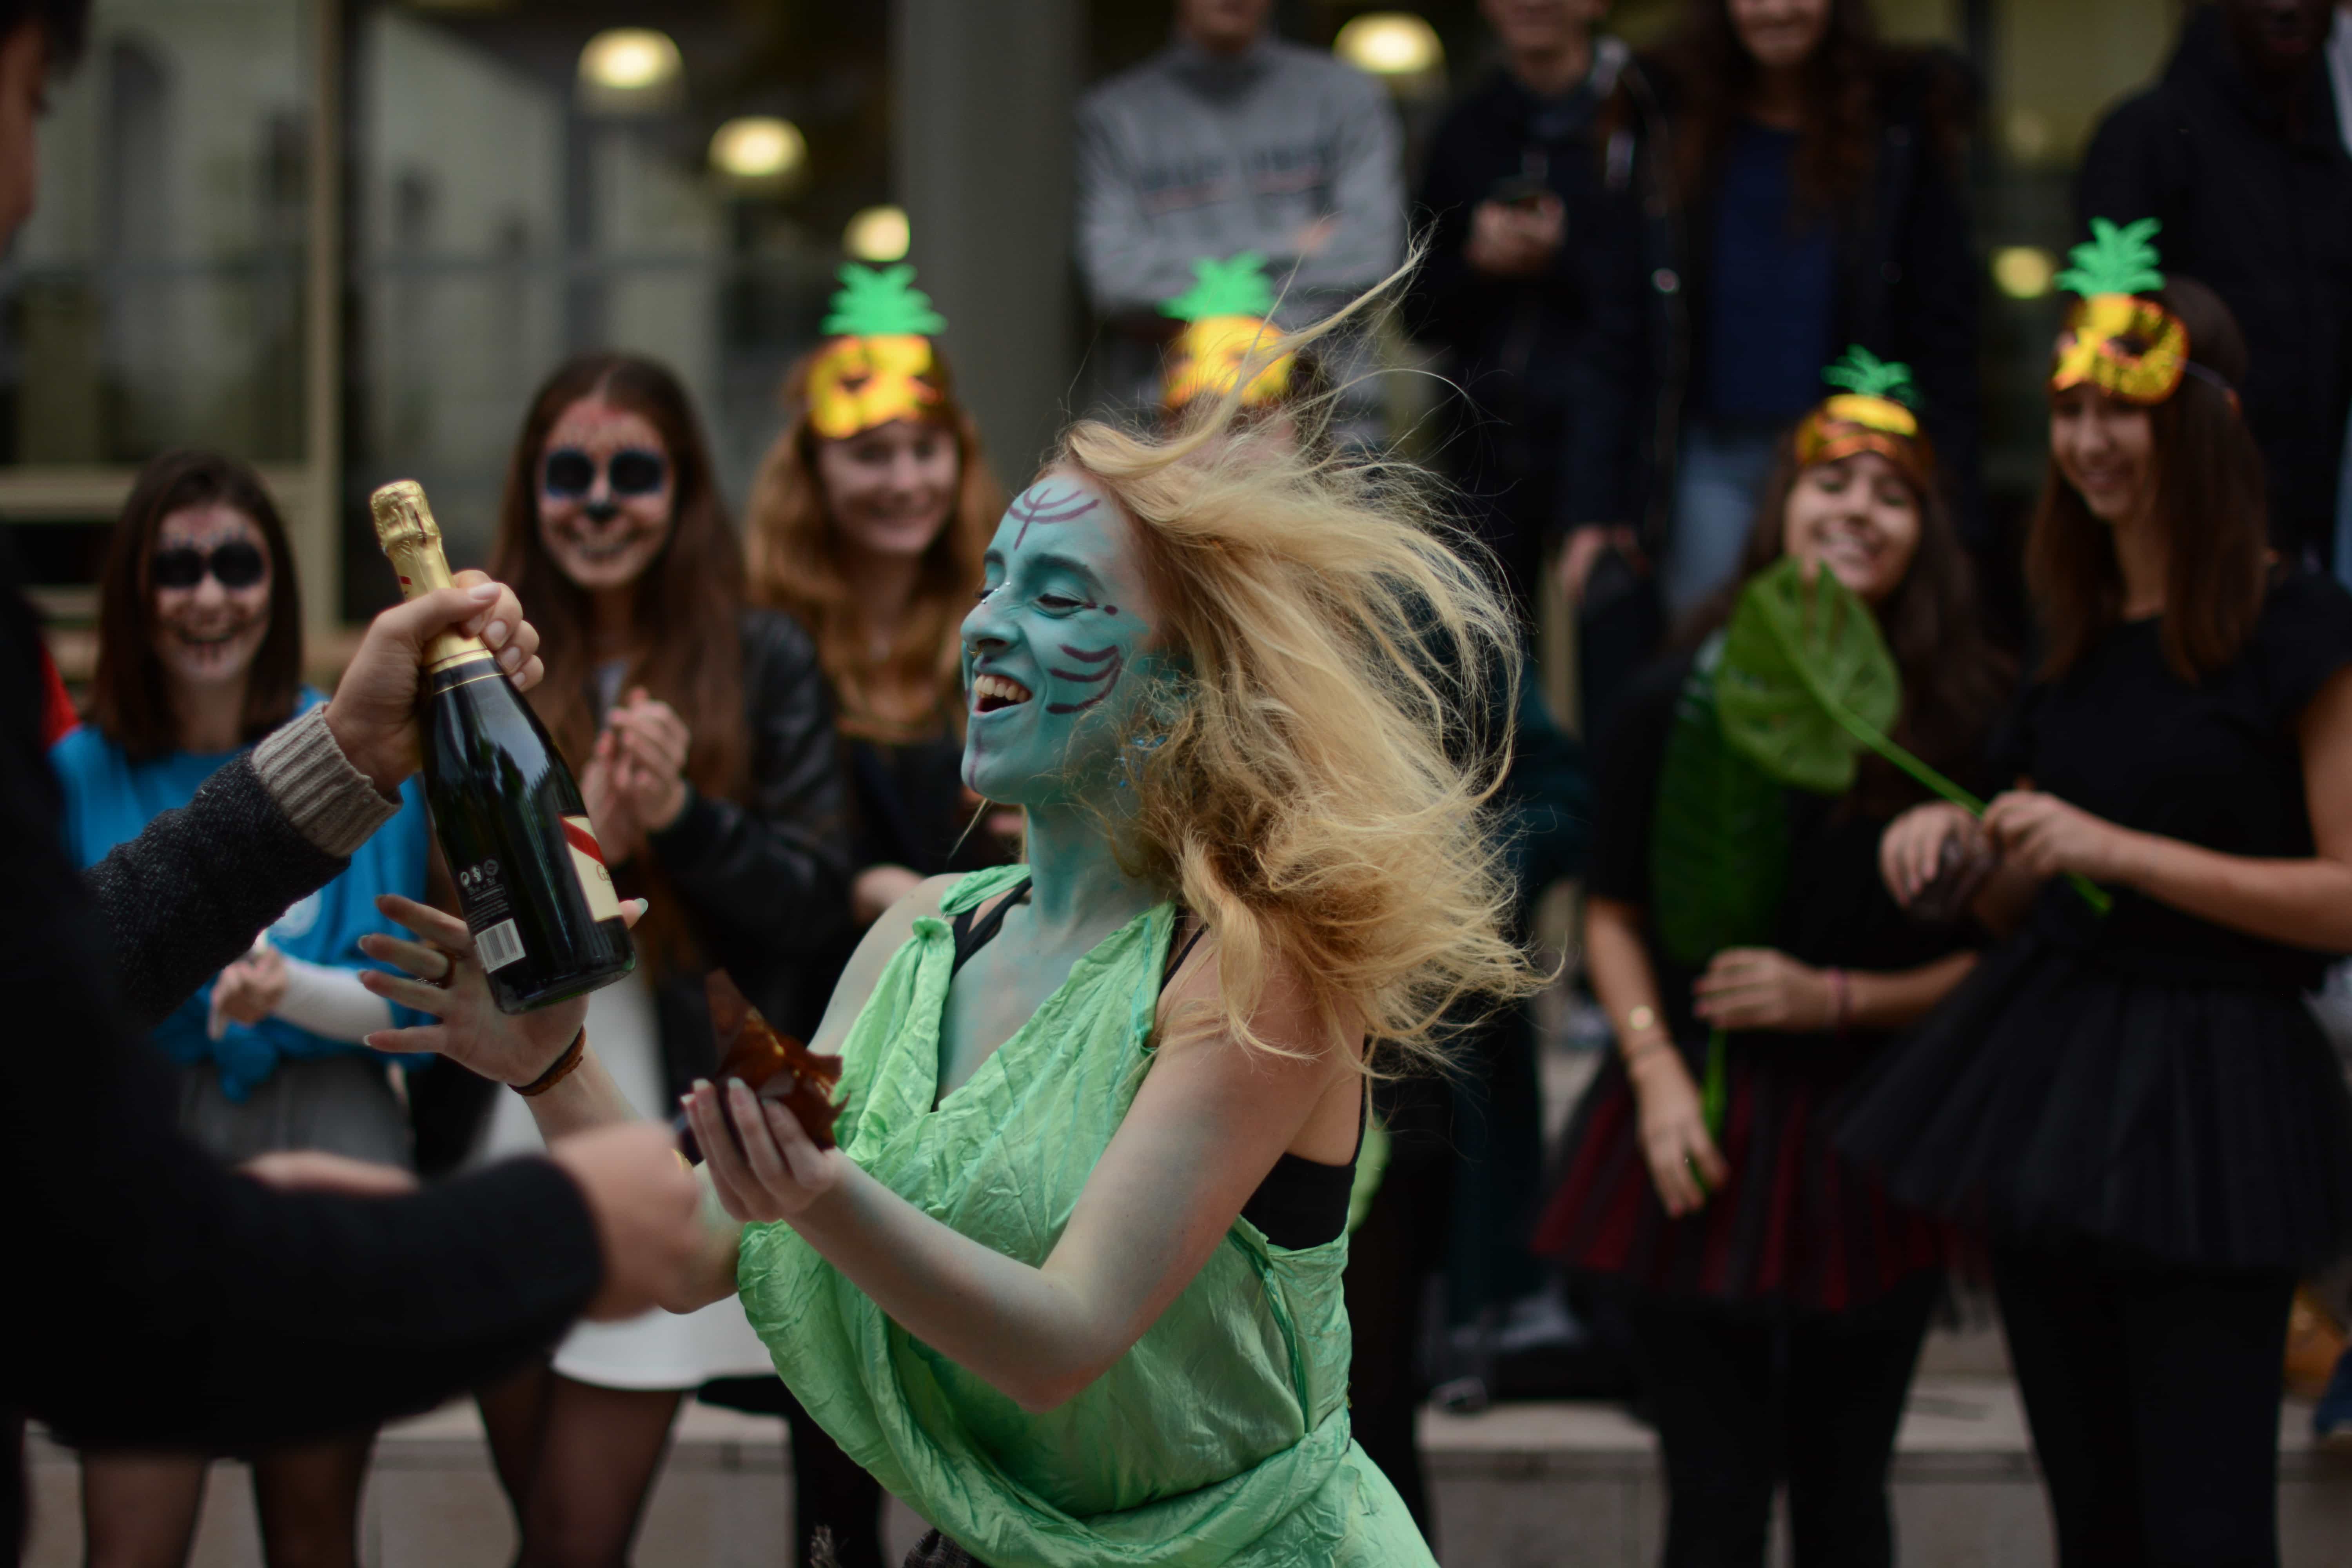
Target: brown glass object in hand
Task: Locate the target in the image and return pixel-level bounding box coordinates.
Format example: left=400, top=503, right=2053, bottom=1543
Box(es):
left=672, top=972, right=844, bottom=1164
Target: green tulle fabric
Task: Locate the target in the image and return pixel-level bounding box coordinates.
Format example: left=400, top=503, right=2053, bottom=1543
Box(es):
left=738, top=864, right=1432, bottom=1568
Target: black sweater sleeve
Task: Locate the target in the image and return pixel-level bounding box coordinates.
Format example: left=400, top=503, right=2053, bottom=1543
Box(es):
left=0, top=586, right=600, bottom=1457
left=648, top=610, right=851, bottom=971
left=83, top=754, right=350, bottom=1031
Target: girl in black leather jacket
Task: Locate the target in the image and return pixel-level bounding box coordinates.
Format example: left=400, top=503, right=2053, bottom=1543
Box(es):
left=470, top=350, right=850, bottom=1565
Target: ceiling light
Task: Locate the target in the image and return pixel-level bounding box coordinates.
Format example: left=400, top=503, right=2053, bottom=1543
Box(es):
left=1334, top=13, right=1443, bottom=77
left=844, top=205, right=911, bottom=263
left=577, top=28, right=681, bottom=114
left=710, top=116, right=807, bottom=192
left=1992, top=246, right=2056, bottom=301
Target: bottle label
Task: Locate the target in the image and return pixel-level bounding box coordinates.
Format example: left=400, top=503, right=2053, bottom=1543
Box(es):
left=562, top=815, right=624, bottom=922
left=455, top=858, right=524, bottom=972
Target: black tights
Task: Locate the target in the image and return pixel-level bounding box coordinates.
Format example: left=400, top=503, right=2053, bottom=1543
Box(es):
left=1628, top=1271, right=1939, bottom=1568
left=476, top=1361, right=681, bottom=1568
left=79, top=1430, right=377, bottom=1568
left=1991, top=1243, right=2293, bottom=1568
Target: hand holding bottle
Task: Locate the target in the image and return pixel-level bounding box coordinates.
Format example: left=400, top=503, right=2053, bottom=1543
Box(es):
left=324, top=572, right=542, bottom=796
left=357, top=892, right=642, bottom=1085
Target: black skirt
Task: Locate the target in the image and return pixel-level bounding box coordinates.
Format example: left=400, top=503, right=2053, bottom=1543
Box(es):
left=1836, top=933, right=2352, bottom=1272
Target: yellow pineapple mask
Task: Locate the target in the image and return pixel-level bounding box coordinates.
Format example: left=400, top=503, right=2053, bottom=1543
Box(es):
left=2047, top=218, right=2189, bottom=405
left=1158, top=254, right=1296, bottom=414
left=805, top=264, right=949, bottom=440
left=1793, top=348, right=1933, bottom=491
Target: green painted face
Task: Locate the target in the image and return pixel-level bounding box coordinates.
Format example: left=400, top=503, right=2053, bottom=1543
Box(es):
left=961, top=474, right=1163, bottom=807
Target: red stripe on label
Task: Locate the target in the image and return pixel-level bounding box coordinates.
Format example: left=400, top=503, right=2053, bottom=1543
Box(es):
left=561, top=819, right=606, bottom=866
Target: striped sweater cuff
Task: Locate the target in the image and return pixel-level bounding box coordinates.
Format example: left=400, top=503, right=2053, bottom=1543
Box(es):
left=251, top=705, right=399, bottom=858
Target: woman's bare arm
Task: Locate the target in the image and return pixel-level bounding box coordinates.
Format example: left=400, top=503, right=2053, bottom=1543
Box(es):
left=689, top=945, right=1353, bottom=1412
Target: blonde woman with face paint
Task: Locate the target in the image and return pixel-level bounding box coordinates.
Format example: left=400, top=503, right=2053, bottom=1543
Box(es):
left=52, top=450, right=435, bottom=1568
left=357, top=292, right=1534, bottom=1567
left=1534, top=354, right=2007, bottom=1568
left=1842, top=234, right=2352, bottom=1564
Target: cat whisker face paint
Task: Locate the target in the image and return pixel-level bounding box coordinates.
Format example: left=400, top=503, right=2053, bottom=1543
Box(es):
left=961, top=473, right=1163, bottom=807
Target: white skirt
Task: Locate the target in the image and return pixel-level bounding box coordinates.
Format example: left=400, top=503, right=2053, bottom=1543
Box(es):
left=480, top=971, right=775, bottom=1390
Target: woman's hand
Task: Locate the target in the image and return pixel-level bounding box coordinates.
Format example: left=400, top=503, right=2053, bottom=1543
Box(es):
left=209, top=943, right=289, bottom=1034
left=324, top=572, right=543, bottom=796
left=683, top=1077, right=848, bottom=1223
left=582, top=731, right=644, bottom=867
left=1692, top=947, right=1832, bottom=1033
left=608, top=688, right=690, bottom=833
left=355, top=892, right=643, bottom=1084
left=1983, top=790, right=2138, bottom=884
left=1628, top=1049, right=1728, bottom=1216
left=1882, top=802, right=1984, bottom=907
left=241, top=1149, right=419, bottom=1198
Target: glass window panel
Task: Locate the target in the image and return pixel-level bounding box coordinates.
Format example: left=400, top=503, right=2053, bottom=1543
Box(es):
left=347, top=2, right=884, bottom=590
left=0, top=0, right=309, bottom=466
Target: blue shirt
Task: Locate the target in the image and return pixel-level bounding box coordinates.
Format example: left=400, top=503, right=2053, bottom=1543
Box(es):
left=1704, top=122, right=1837, bottom=425
left=49, top=689, right=434, bottom=1100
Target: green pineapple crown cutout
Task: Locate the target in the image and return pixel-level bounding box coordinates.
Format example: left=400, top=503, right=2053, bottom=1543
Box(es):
left=1160, top=252, right=1278, bottom=322
left=2056, top=216, right=2166, bottom=300
left=821, top=263, right=946, bottom=337
left=1820, top=345, right=1918, bottom=408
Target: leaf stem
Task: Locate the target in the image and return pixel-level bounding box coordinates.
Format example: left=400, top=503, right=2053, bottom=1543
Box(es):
left=1807, top=666, right=2115, bottom=916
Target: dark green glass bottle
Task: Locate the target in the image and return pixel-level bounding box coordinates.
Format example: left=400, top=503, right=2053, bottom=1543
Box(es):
left=372, top=480, right=634, bottom=1013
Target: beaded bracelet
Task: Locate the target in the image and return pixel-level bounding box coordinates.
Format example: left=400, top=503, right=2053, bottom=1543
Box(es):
left=516, top=1027, right=588, bottom=1098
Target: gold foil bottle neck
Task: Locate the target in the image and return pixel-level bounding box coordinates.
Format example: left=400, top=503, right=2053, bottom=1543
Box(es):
left=370, top=479, right=491, bottom=672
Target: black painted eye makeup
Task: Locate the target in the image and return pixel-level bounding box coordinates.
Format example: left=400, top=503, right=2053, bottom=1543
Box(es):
left=151, top=541, right=267, bottom=590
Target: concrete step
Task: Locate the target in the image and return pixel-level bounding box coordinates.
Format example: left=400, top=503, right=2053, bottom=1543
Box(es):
left=28, top=1377, right=2352, bottom=1566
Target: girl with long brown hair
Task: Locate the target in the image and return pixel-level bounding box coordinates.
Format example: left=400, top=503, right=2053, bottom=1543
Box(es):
left=1650, top=0, right=1978, bottom=618
left=1534, top=351, right=2005, bottom=1566
left=54, top=450, right=434, bottom=1568
left=469, top=352, right=849, bottom=1565
left=728, top=263, right=1006, bottom=1568
left=1845, top=225, right=2352, bottom=1563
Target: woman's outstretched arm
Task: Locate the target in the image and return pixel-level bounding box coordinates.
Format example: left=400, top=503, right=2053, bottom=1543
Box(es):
left=359, top=878, right=949, bottom=1312
left=689, top=941, right=1357, bottom=1414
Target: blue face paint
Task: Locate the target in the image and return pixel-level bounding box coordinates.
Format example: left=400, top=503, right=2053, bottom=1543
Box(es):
left=961, top=474, right=1163, bottom=807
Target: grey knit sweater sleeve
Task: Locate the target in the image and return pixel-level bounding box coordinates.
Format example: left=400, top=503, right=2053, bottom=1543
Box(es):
left=84, top=705, right=400, bottom=1031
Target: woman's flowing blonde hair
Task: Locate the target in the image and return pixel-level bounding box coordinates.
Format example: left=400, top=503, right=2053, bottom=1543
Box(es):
left=745, top=343, right=1002, bottom=742
left=1058, top=273, right=1539, bottom=1074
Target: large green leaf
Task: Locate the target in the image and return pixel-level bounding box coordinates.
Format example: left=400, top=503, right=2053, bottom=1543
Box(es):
left=1716, top=555, right=1901, bottom=796
left=1651, top=635, right=1788, bottom=968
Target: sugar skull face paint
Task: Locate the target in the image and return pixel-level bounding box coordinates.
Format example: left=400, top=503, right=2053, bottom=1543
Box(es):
left=960, top=474, right=1164, bottom=808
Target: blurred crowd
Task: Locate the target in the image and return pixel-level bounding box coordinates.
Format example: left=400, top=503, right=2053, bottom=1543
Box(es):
left=12, top=1, right=2352, bottom=1568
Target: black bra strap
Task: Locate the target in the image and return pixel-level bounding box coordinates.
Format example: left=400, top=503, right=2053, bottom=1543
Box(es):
left=1161, top=916, right=1209, bottom=992
left=949, top=877, right=1033, bottom=977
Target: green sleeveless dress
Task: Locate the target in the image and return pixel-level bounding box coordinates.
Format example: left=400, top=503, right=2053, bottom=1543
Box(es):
left=737, top=865, right=1434, bottom=1568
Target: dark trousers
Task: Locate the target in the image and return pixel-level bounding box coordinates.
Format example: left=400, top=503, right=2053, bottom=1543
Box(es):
left=1628, top=1271, right=1939, bottom=1568
left=1991, top=1242, right=2294, bottom=1568
left=1343, top=1076, right=1457, bottom=1540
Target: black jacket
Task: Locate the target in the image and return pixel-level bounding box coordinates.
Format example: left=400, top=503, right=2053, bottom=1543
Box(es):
left=0, top=566, right=598, bottom=1561
left=1406, top=42, right=1682, bottom=567
left=1657, top=47, right=1982, bottom=543
left=641, top=608, right=850, bottom=1098
left=2079, top=5, right=2352, bottom=562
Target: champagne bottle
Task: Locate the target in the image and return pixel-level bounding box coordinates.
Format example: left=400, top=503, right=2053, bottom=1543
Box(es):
left=371, top=480, right=634, bottom=1013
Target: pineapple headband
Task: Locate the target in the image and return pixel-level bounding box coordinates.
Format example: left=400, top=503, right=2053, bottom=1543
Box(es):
left=2049, top=218, right=2191, bottom=405
left=805, top=265, right=948, bottom=440
left=1158, top=253, right=1296, bottom=413
left=1793, top=347, right=1932, bottom=489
